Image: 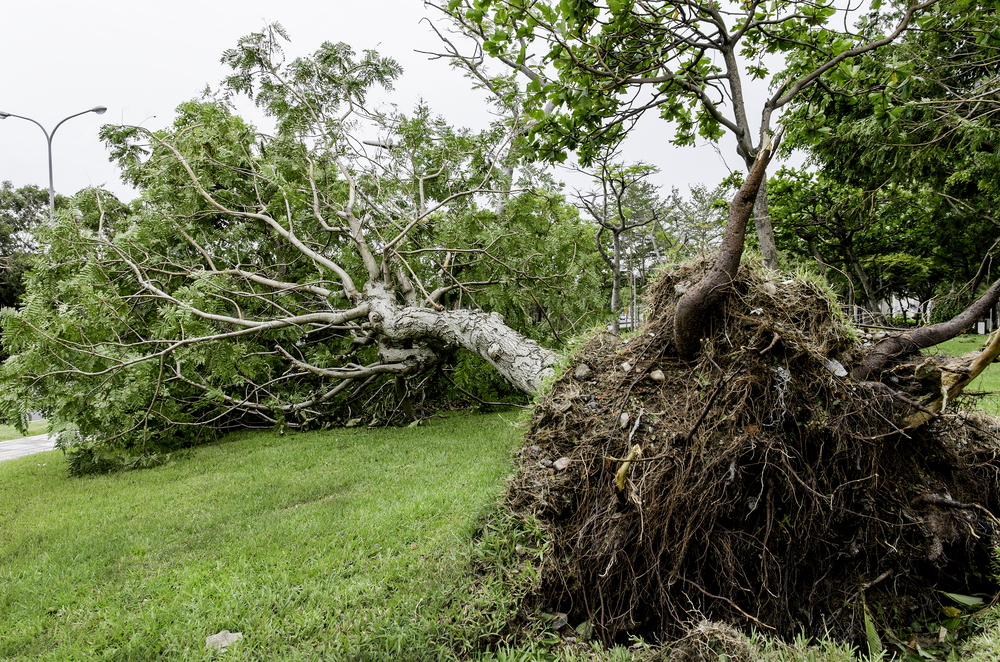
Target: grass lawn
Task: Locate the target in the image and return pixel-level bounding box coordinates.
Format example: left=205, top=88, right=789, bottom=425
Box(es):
left=0, top=412, right=525, bottom=661
left=3, top=402, right=997, bottom=661
left=0, top=419, right=48, bottom=442
left=923, top=333, right=1000, bottom=415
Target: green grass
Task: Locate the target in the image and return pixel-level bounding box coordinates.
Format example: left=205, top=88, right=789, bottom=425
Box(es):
left=0, top=419, right=47, bottom=442
left=923, top=333, right=1000, bottom=415
left=0, top=413, right=525, bottom=661
left=4, top=404, right=997, bottom=662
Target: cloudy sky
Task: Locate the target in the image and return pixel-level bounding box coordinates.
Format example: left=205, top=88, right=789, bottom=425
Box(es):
left=0, top=0, right=760, bottom=203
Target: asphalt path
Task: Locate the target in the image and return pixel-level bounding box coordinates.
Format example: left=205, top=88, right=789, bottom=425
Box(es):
left=0, top=434, right=58, bottom=462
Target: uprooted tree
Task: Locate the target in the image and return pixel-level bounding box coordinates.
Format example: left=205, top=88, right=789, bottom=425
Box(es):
left=3, top=18, right=1000, bottom=651
left=510, top=133, right=1000, bottom=649
left=0, top=26, right=606, bottom=467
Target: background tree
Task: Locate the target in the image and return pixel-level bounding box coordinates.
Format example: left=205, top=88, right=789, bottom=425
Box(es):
left=437, top=0, right=942, bottom=269
left=0, top=182, right=63, bottom=309
left=575, top=157, right=660, bottom=334
left=780, top=0, right=1000, bottom=321
left=661, top=181, right=733, bottom=260
left=0, top=182, right=71, bottom=362
left=769, top=168, right=952, bottom=320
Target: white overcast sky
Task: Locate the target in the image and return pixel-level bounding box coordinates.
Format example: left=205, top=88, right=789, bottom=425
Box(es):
left=0, top=0, right=766, bottom=203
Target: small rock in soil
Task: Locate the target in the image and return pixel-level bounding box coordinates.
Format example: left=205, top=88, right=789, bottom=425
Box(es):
left=821, top=357, right=848, bottom=378
left=574, top=363, right=593, bottom=380
left=205, top=630, right=243, bottom=651
left=554, top=457, right=571, bottom=471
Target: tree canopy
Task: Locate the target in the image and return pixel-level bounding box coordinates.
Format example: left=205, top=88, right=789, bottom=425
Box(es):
left=437, top=0, right=944, bottom=268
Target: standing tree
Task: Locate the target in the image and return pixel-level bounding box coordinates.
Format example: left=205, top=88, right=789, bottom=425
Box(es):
left=777, top=0, right=1000, bottom=318
left=662, top=181, right=734, bottom=259
left=575, top=157, right=660, bottom=334
left=436, top=0, right=943, bottom=269
left=768, top=168, right=958, bottom=319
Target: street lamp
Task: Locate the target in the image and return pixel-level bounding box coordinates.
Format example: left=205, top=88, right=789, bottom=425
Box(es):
left=0, top=106, right=107, bottom=217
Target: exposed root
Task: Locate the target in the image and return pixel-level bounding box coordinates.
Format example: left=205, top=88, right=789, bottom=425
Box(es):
left=511, top=258, right=1000, bottom=647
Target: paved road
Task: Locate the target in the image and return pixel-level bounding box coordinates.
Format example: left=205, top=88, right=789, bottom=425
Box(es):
left=0, top=434, right=58, bottom=463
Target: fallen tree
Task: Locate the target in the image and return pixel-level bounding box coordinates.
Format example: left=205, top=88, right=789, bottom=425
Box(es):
left=0, top=27, right=606, bottom=467
left=514, top=263, right=1000, bottom=651
left=486, top=124, right=1000, bottom=649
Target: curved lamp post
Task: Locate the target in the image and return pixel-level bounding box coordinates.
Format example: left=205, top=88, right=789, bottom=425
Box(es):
left=0, top=106, right=107, bottom=217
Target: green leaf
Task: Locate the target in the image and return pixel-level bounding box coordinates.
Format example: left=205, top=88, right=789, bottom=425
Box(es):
left=917, top=14, right=939, bottom=30
left=864, top=602, right=884, bottom=659
left=940, top=591, right=984, bottom=607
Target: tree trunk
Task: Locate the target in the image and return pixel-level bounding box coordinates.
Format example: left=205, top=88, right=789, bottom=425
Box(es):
left=807, top=239, right=827, bottom=278
left=847, top=244, right=879, bottom=313
left=675, top=138, right=780, bottom=360
left=365, top=283, right=558, bottom=394
left=610, top=230, right=622, bottom=335
left=753, top=180, right=780, bottom=271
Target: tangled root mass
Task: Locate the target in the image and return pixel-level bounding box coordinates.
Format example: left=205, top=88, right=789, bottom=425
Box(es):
left=514, top=259, right=1000, bottom=646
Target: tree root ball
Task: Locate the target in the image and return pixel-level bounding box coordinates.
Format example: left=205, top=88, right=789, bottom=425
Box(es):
left=512, top=258, right=1000, bottom=647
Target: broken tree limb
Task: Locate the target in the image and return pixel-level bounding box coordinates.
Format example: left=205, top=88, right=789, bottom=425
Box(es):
left=903, top=329, right=1000, bottom=428
left=854, top=277, right=1000, bottom=380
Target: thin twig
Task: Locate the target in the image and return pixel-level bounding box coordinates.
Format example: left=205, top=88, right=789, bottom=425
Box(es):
left=759, top=332, right=781, bottom=355
left=862, top=570, right=893, bottom=591
left=677, top=576, right=775, bottom=630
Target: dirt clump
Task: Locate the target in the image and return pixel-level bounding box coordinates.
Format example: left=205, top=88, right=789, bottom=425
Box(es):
left=512, top=258, right=1000, bottom=647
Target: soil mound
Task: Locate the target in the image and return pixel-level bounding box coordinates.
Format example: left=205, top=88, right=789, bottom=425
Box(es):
left=514, top=258, right=1000, bottom=646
